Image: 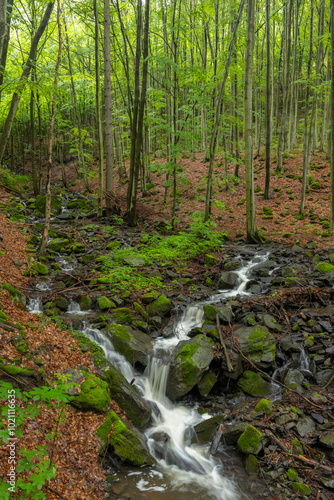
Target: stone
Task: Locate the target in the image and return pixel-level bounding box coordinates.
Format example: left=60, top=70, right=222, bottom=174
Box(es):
left=316, top=262, right=334, bottom=273
left=222, top=421, right=248, bottom=445
left=104, top=323, right=153, bottom=367
left=193, top=414, right=228, bottom=443
left=319, top=432, right=334, bottom=449
left=292, top=483, right=311, bottom=495
left=36, top=194, right=62, bottom=215
left=217, top=271, right=240, bottom=289
left=123, top=255, right=145, bottom=267
left=97, top=296, right=115, bottom=310
left=47, top=238, right=69, bottom=251
left=79, top=295, right=92, bottom=311
left=296, top=416, right=315, bottom=437
left=166, top=335, right=215, bottom=400
left=224, top=260, right=242, bottom=271
left=31, top=262, right=49, bottom=275
left=147, top=295, right=173, bottom=318
left=254, top=398, right=273, bottom=415
left=204, top=254, right=220, bottom=267
left=68, top=370, right=111, bottom=412
left=96, top=411, right=155, bottom=466
left=54, top=296, right=70, bottom=311
left=237, top=425, right=262, bottom=454
left=237, top=371, right=271, bottom=397
left=284, top=369, right=304, bottom=394
left=112, top=307, right=135, bottom=324
left=197, top=371, right=217, bottom=397
left=3, top=283, right=26, bottom=308
left=11, top=336, right=29, bottom=354
left=106, top=240, right=122, bottom=250
left=233, top=325, right=276, bottom=369
left=245, top=454, right=259, bottom=474
left=315, top=369, right=333, bottom=386
left=260, top=313, right=282, bottom=332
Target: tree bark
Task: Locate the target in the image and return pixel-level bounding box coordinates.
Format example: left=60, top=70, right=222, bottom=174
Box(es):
left=104, top=0, right=114, bottom=217
left=94, top=0, right=104, bottom=217
left=264, top=0, right=271, bottom=199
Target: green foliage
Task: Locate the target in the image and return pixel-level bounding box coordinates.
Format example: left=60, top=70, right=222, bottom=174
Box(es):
left=0, top=377, right=76, bottom=499
left=0, top=168, right=30, bottom=194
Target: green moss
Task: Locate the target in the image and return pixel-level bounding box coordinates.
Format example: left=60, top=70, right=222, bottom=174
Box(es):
left=245, top=454, right=259, bottom=474
left=197, top=371, right=217, bottom=397
left=0, top=311, right=9, bottom=320
left=238, top=371, right=270, bottom=397
left=112, top=308, right=135, bottom=324
left=11, top=337, right=29, bottom=354
left=237, top=425, right=262, bottom=454
left=97, top=296, right=115, bottom=310
left=249, top=327, right=267, bottom=351
left=203, top=304, right=217, bottom=321
left=315, top=261, right=334, bottom=273
left=31, top=262, right=49, bottom=275
left=147, top=295, right=172, bottom=317
left=254, top=398, right=273, bottom=415
left=79, top=296, right=92, bottom=311
left=72, top=371, right=110, bottom=412
left=3, top=283, right=23, bottom=297
left=292, top=483, right=311, bottom=495
left=1, top=365, right=33, bottom=376
left=106, top=324, right=131, bottom=342
left=134, top=302, right=147, bottom=319
left=287, top=468, right=298, bottom=481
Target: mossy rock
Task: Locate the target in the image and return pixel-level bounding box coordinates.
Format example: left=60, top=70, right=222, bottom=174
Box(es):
left=36, top=194, right=62, bottom=215
left=237, top=425, right=262, bottom=454
left=106, top=240, right=122, bottom=250
left=97, top=296, right=116, bottom=310
left=287, top=468, right=298, bottom=481
left=65, top=199, right=87, bottom=210
left=47, top=238, right=70, bottom=251
left=292, top=483, right=311, bottom=495
left=141, top=291, right=160, bottom=304
left=134, top=302, right=147, bottom=320
left=54, top=296, right=70, bottom=311
left=31, top=262, right=49, bottom=275
left=204, top=254, right=220, bottom=267
left=11, top=336, right=29, bottom=354
left=234, top=325, right=276, bottom=369
left=112, top=307, right=135, bottom=324
left=96, top=411, right=155, bottom=466
left=69, top=370, right=111, bottom=412
left=197, top=371, right=217, bottom=397
left=70, top=242, right=85, bottom=253
left=238, top=371, right=270, bottom=397
left=147, top=295, right=173, bottom=318
left=3, top=283, right=26, bottom=308
left=254, top=398, right=273, bottom=415
left=104, top=323, right=153, bottom=367
left=193, top=414, right=228, bottom=444
left=245, top=454, right=259, bottom=474
left=315, top=262, right=334, bottom=273
left=79, top=295, right=92, bottom=311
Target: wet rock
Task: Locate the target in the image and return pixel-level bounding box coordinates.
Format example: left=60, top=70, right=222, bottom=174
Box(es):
left=217, top=271, right=240, bottom=289
left=97, top=296, right=116, bottom=310
left=166, top=335, right=215, bottom=400
left=223, top=260, right=242, bottom=271
left=147, top=295, right=173, bottom=318
left=193, top=414, right=228, bottom=443
left=234, top=325, right=276, bottom=369
left=79, top=295, right=92, bottom=311
left=245, top=454, right=259, bottom=474
left=104, top=323, right=153, bottom=367
left=296, top=416, right=315, bottom=437
left=55, top=296, right=70, bottom=311
left=67, top=369, right=111, bottom=412
left=222, top=421, right=248, bottom=445
left=237, top=425, right=263, bottom=454
left=284, top=369, right=304, bottom=394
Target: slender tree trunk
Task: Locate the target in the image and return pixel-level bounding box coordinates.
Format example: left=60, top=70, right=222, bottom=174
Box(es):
left=0, top=0, right=13, bottom=104
left=331, top=0, right=334, bottom=231
left=94, top=0, right=104, bottom=217
left=245, top=0, right=261, bottom=243
left=0, top=2, right=54, bottom=164
left=39, top=0, right=61, bottom=255
left=264, top=0, right=271, bottom=199
left=104, top=0, right=114, bottom=217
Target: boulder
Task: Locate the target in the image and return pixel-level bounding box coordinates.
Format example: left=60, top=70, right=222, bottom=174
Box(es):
left=284, top=369, right=304, bottom=394
left=104, top=323, right=153, bottom=367
left=217, top=271, right=240, bottom=289
left=234, top=325, right=276, bottom=368
left=97, top=296, right=115, bottom=310
left=237, top=425, right=263, bottom=454
left=112, top=307, right=135, bottom=324
left=67, top=369, right=111, bottom=412
left=193, top=414, right=228, bottom=443
left=36, top=194, right=62, bottom=215
left=237, top=371, right=271, bottom=397
left=96, top=411, right=155, bottom=466
left=296, top=416, right=315, bottom=438
left=166, top=335, right=215, bottom=399
left=31, top=262, right=49, bottom=275
left=147, top=295, right=173, bottom=318
left=47, top=238, right=69, bottom=251
left=222, top=421, right=248, bottom=445
left=79, top=295, right=92, bottom=311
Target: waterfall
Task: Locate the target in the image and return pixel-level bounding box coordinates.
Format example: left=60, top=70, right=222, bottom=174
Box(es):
left=27, top=297, right=43, bottom=314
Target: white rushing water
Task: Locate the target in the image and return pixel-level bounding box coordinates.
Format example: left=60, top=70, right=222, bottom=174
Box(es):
left=27, top=297, right=43, bottom=314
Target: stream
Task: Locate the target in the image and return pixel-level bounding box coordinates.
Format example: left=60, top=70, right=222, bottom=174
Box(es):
left=28, top=251, right=276, bottom=499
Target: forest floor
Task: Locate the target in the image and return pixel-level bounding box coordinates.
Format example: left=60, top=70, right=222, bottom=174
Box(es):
left=44, top=147, right=333, bottom=248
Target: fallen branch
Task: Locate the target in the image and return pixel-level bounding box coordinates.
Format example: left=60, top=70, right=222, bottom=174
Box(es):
left=281, top=452, right=334, bottom=473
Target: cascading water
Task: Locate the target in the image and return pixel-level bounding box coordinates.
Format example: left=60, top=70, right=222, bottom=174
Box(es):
left=27, top=297, right=43, bottom=314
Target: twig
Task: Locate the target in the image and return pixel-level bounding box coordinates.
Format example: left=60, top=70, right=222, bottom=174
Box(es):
left=265, top=429, right=288, bottom=452
left=281, top=452, right=334, bottom=473
left=324, top=371, right=334, bottom=389
left=216, top=314, right=233, bottom=372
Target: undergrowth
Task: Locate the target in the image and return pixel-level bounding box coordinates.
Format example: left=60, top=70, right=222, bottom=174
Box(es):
left=0, top=167, right=30, bottom=194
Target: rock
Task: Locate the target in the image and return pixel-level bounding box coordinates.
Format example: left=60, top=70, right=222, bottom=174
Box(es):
left=292, top=483, right=311, bottom=495
left=296, top=416, right=315, bottom=437
left=68, top=369, right=111, bottom=412
left=147, top=295, right=173, bottom=318
left=47, top=238, right=69, bottom=251
left=319, top=432, right=334, bottom=449
left=141, top=291, right=160, bottom=304
left=224, top=260, right=242, bottom=271
left=54, top=296, right=70, bottom=311
left=104, top=323, right=153, bottom=367
left=234, top=325, right=276, bottom=368
left=316, top=262, right=334, bottom=273
left=222, top=421, right=248, bottom=445
left=31, top=262, right=49, bottom=275
left=103, top=364, right=151, bottom=428
left=284, top=369, right=304, bottom=394
left=97, top=296, right=115, bottom=310
left=203, top=304, right=232, bottom=324
left=311, top=412, right=324, bottom=424
left=3, top=283, right=26, bottom=308
left=204, top=254, right=220, bottom=267
left=260, top=313, right=282, bottom=332
left=11, top=336, right=29, bottom=354
left=193, top=414, right=228, bottom=443
left=255, top=398, right=273, bottom=415
left=166, top=335, right=215, bottom=399
left=134, top=302, right=147, bottom=319
left=217, top=271, right=240, bottom=289
left=237, top=371, right=271, bottom=397
left=315, top=369, right=333, bottom=386
left=237, top=425, right=262, bottom=454
left=245, top=454, right=259, bottom=474
left=106, top=240, right=122, bottom=250
left=112, top=307, right=135, bottom=324
left=319, top=477, right=334, bottom=489
left=123, top=255, right=145, bottom=267
left=36, top=194, right=62, bottom=215
left=79, top=295, right=92, bottom=311
left=70, top=242, right=85, bottom=253
left=96, top=411, right=155, bottom=466
left=197, top=371, right=217, bottom=397
left=65, top=199, right=87, bottom=210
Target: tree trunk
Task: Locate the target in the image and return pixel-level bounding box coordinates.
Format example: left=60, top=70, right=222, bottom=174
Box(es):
left=104, top=0, right=114, bottom=217
left=264, top=0, right=271, bottom=199
left=94, top=0, right=104, bottom=217
left=331, top=0, right=334, bottom=231
left=0, top=2, right=55, bottom=164
left=0, top=0, right=13, bottom=103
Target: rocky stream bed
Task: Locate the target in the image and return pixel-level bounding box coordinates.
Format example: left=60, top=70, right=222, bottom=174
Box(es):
left=1, top=192, right=334, bottom=499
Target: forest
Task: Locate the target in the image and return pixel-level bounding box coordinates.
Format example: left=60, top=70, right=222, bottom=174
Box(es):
left=0, top=0, right=334, bottom=500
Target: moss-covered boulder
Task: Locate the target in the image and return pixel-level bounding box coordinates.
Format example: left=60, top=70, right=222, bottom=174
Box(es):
left=112, top=307, right=135, bottom=324
left=104, top=323, right=153, bottom=367
left=315, top=262, right=334, bottom=273
left=3, top=283, right=26, bottom=308
left=245, top=454, right=259, bottom=474
left=234, top=325, right=276, bottom=369
left=193, top=414, right=228, bottom=444
left=54, top=296, right=70, bottom=311
left=11, top=336, right=29, bottom=354
left=79, top=295, right=92, bottom=311
left=96, top=411, right=155, bottom=466
left=31, top=262, right=49, bottom=275
left=103, top=364, right=151, bottom=428
left=204, top=254, right=220, bottom=267
left=147, top=295, right=173, bottom=318
left=69, top=242, right=85, bottom=253
left=47, top=238, right=70, bottom=251
left=141, top=291, right=160, bottom=304
left=237, top=425, right=263, bottom=454
left=237, top=371, right=270, bottom=397
left=166, top=335, right=215, bottom=400
left=255, top=398, right=273, bottom=415
left=68, top=370, right=111, bottom=412
left=197, top=371, right=217, bottom=397
left=292, top=483, right=311, bottom=495
left=97, top=296, right=115, bottom=310
left=65, top=199, right=87, bottom=210
left=36, top=194, right=62, bottom=215
left=203, top=304, right=232, bottom=324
